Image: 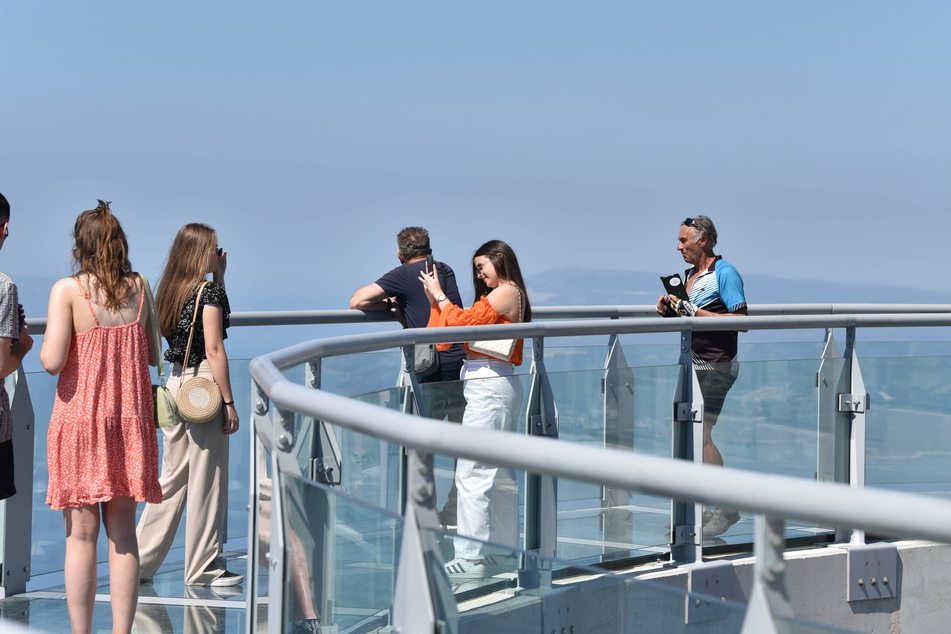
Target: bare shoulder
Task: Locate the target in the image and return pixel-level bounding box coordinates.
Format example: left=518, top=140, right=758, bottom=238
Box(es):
left=49, top=277, right=81, bottom=299
left=487, top=283, right=521, bottom=316
left=492, top=283, right=520, bottom=301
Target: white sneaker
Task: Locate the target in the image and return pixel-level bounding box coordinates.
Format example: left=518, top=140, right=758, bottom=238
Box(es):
left=702, top=509, right=740, bottom=538
left=444, top=555, right=516, bottom=580
left=209, top=571, right=244, bottom=587
left=445, top=558, right=490, bottom=580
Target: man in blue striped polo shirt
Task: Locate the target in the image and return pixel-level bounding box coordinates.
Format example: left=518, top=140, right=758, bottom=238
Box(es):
left=657, top=215, right=747, bottom=537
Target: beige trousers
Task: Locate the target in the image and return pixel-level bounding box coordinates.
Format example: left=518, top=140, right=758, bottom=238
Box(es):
left=136, top=361, right=230, bottom=586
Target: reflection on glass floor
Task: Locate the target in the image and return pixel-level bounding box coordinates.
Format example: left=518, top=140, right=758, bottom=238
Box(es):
left=0, top=552, right=254, bottom=634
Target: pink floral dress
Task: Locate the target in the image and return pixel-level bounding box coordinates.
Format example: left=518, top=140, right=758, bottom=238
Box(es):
left=46, top=278, right=162, bottom=510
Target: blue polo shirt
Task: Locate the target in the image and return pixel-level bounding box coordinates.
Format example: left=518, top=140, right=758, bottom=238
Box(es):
left=685, top=256, right=747, bottom=364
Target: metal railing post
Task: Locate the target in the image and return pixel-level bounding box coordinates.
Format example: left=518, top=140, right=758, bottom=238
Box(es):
left=392, top=449, right=458, bottom=634
left=843, top=327, right=868, bottom=545
left=601, top=333, right=636, bottom=552
left=671, top=330, right=703, bottom=564
left=817, top=330, right=850, bottom=485
left=740, top=515, right=792, bottom=634
left=246, top=380, right=267, bottom=632
left=521, top=337, right=558, bottom=588
left=0, top=368, right=34, bottom=597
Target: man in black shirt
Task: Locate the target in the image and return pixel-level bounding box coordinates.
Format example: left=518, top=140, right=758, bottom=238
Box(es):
left=350, top=226, right=466, bottom=525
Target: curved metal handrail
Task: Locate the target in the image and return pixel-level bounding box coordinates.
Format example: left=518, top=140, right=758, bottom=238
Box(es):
left=249, top=310, right=951, bottom=543
left=258, top=312, right=951, bottom=370
left=23, top=303, right=951, bottom=335
left=249, top=369, right=951, bottom=544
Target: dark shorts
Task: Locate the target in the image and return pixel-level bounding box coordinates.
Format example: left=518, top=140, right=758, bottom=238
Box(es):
left=419, top=363, right=466, bottom=423
left=696, top=369, right=737, bottom=420
left=0, top=440, right=16, bottom=500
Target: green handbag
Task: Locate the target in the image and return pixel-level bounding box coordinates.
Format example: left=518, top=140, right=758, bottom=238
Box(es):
left=140, top=274, right=181, bottom=428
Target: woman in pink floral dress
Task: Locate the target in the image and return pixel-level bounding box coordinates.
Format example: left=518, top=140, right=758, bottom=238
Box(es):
left=40, top=201, right=161, bottom=634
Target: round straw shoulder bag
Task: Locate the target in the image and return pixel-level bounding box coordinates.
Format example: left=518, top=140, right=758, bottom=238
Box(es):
left=177, top=375, right=222, bottom=424
left=176, top=282, right=223, bottom=424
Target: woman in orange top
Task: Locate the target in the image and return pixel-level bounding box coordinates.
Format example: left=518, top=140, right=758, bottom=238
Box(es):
left=420, top=239, right=532, bottom=581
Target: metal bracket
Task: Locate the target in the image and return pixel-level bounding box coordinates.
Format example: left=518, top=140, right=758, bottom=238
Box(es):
left=838, top=393, right=867, bottom=413
left=530, top=413, right=557, bottom=437
left=834, top=543, right=898, bottom=601
left=676, top=402, right=703, bottom=423
left=672, top=524, right=700, bottom=547
left=312, top=458, right=339, bottom=485
left=685, top=560, right=741, bottom=623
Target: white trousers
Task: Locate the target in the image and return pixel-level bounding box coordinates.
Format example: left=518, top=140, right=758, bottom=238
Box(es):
left=454, top=358, right=523, bottom=560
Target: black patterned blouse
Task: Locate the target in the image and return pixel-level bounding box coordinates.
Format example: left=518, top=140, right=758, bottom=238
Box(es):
left=164, top=281, right=231, bottom=368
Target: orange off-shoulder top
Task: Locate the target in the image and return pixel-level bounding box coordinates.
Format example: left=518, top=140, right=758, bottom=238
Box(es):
left=428, top=296, right=524, bottom=366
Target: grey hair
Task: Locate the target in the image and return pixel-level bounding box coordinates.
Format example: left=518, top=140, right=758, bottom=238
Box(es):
left=683, top=215, right=718, bottom=248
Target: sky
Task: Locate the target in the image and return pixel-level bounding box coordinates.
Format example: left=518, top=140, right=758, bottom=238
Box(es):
left=2, top=2, right=950, bottom=321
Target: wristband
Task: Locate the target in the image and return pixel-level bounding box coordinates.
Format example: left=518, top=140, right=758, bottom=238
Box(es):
left=223, top=401, right=235, bottom=406
left=385, top=297, right=393, bottom=311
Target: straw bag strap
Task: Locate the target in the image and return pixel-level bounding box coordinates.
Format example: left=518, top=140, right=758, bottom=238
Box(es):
left=138, top=273, right=166, bottom=381
left=180, top=281, right=210, bottom=387
left=511, top=283, right=523, bottom=324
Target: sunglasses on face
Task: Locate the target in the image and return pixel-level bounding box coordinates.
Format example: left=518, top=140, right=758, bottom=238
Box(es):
left=216, top=247, right=223, bottom=257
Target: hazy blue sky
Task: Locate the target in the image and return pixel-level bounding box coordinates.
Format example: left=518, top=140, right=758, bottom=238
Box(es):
left=2, top=2, right=949, bottom=316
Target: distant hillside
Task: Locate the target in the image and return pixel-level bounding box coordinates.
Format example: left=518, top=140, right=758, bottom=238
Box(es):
left=12, top=268, right=950, bottom=371
left=528, top=268, right=947, bottom=307
left=12, top=268, right=948, bottom=318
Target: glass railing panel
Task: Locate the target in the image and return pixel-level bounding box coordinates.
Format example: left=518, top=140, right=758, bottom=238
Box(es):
left=618, top=340, right=828, bottom=368
left=226, top=359, right=252, bottom=545
left=25, top=358, right=252, bottom=583
left=861, top=354, right=951, bottom=500
left=720, top=359, right=825, bottom=476
left=738, top=340, right=828, bottom=362
left=320, top=350, right=403, bottom=397
left=416, top=373, right=531, bottom=560
left=333, top=387, right=405, bottom=515
left=859, top=341, right=951, bottom=358
left=714, top=358, right=834, bottom=543
left=619, top=342, right=681, bottom=368
left=548, top=365, right=680, bottom=564
left=279, top=470, right=400, bottom=632
left=542, top=345, right=612, bottom=373
left=773, top=615, right=866, bottom=633
left=550, top=357, right=838, bottom=561
left=23, top=370, right=60, bottom=579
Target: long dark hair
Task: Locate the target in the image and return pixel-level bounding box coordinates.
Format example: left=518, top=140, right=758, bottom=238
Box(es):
left=471, top=239, right=532, bottom=322
left=72, top=200, right=135, bottom=311
left=155, top=223, right=217, bottom=337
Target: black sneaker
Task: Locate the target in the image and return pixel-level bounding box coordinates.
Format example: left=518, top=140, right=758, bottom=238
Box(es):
left=293, top=618, right=321, bottom=633
left=437, top=509, right=457, bottom=529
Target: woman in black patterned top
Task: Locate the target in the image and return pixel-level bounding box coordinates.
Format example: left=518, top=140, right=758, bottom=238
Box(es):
left=135, top=223, right=244, bottom=588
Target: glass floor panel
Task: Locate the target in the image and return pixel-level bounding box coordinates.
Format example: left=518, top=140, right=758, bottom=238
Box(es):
left=0, top=552, right=254, bottom=634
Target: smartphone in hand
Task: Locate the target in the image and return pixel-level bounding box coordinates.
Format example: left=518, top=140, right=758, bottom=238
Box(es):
left=425, top=255, right=434, bottom=274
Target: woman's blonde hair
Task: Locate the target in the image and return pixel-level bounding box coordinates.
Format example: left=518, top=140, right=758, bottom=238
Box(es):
left=155, top=223, right=217, bottom=337
left=72, top=200, right=134, bottom=311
